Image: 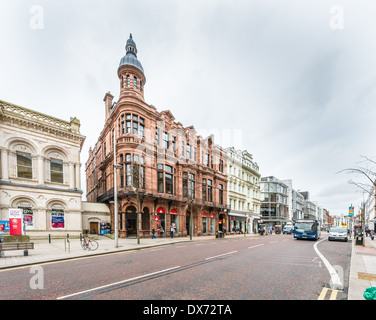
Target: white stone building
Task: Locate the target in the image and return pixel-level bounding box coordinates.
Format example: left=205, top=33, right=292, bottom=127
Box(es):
left=0, top=100, right=85, bottom=237
left=225, top=147, right=261, bottom=233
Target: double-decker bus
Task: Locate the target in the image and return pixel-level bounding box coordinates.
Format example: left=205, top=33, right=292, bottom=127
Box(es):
left=293, top=219, right=321, bottom=240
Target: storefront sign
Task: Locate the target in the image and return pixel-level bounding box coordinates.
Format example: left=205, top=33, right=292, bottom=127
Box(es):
left=9, top=209, right=23, bottom=236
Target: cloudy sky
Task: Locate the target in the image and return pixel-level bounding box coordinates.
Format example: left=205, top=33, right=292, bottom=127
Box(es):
left=1, top=0, right=376, bottom=217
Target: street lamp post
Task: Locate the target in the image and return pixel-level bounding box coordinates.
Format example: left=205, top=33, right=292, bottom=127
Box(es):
left=113, top=130, right=123, bottom=248
left=131, top=186, right=140, bottom=245
left=190, top=195, right=193, bottom=241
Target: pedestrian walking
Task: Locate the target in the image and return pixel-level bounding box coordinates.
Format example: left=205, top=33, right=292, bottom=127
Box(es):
left=170, top=226, right=174, bottom=238
left=160, top=227, right=164, bottom=237
left=152, top=228, right=156, bottom=239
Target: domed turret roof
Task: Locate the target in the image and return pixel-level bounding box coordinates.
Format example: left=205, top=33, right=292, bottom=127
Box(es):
left=119, top=34, right=144, bottom=73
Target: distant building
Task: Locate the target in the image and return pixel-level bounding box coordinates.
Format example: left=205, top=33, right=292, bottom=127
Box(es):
left=281, top=180, right=304, bottom=222
left=300, top=191, right=317, bottom=219
left=260, top=176, right=289, bottom=226
left=225, top=147, right=261, bottom=233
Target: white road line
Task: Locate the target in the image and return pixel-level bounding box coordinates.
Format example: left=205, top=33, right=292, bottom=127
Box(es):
left=205, top=251, right=237, bottom=260
left=56, top=266, right=181, bottom=300
left=248, top=244, right=264, bottom=249
left=269, top=241, right=278, bottom=244
left=313, top=238, right=342, bottom=289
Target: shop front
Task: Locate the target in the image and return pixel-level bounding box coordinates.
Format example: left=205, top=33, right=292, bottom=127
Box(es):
left=229, top=213, right=246, bottom=233
left=170, top=209, right=178, bottom=235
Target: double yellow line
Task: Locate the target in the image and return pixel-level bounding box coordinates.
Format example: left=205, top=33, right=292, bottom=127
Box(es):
left=318, top=287, right=340, bottom=300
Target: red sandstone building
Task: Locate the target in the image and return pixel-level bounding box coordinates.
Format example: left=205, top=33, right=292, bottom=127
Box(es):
left=86, top=35, right=229, bottom=238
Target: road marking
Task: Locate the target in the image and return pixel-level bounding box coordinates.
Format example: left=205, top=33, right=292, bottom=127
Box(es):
left=248, top=244, right=264, bottom=249
left=330, top=289, right=339, bottom=300
left=56, top=266, right=181, bottom=300
left=313, top=239, right=342, bottom=289
left=269, top=241, right=278, bottom=244
left=318, top=287, right=328, bottom=300
left=205, top=251, right=237, bottom=260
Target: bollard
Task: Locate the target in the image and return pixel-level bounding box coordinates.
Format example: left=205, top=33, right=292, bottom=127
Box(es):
left=49, top=234, right=51, bottom=243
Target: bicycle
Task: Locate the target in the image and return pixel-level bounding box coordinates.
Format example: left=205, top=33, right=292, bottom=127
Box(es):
left=81, top=235, right=99, bottom=251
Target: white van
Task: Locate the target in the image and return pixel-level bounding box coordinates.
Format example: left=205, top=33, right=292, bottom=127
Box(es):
left=283, top=225, right=294, bottom=234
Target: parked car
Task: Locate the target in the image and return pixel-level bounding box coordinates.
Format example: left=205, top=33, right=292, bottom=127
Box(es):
left=328, top=227, right=348, bottom=242
left=283, top=225, right=293, bottom=234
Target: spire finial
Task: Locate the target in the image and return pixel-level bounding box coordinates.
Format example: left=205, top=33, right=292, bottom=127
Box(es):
left=130, top=33, right=132, bottom=39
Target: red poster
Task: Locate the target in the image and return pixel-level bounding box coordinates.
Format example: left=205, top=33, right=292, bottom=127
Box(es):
left=9, top=218, right=22, bottom=235
left=9, top=209, right=23, bottom=236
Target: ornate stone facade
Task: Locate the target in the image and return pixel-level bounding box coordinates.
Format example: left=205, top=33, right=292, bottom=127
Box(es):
left=0, top=100, right=85, bottom=237
left=86, top=35, right=229, bottom=238
left=226, top=147, right=261, bottom=233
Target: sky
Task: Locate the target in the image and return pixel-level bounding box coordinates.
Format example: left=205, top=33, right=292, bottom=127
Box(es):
left=1, top=0, right=376, bottom=217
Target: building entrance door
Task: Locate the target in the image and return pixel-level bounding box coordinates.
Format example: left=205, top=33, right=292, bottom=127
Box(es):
left=90, top=222, right=99, bottom=234
left=126, top=206, right=137, bottom=236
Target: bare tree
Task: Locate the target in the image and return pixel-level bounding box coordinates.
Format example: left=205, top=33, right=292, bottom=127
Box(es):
left=338, top=156, right=376, bottom=196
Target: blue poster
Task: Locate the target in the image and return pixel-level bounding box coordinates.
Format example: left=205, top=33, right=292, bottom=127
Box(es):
left=0, top=220, right=10, bottom=231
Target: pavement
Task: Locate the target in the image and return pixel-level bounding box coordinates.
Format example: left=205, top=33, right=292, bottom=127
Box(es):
left=0, top=232, right=375, bottom=300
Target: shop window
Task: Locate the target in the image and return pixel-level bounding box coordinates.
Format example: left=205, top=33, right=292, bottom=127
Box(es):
left=18, top=202, right=34, bottom=229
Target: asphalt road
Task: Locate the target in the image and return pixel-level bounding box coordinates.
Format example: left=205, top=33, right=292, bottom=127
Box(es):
left=0, top=233, right=351, bottom=301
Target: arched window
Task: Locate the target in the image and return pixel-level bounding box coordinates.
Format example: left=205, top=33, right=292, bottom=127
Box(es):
left=126, top=75, right=130, bottom=87
left=134, top=76, right=137, bottom=89
left=17, top=201, right=34, bottom=229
